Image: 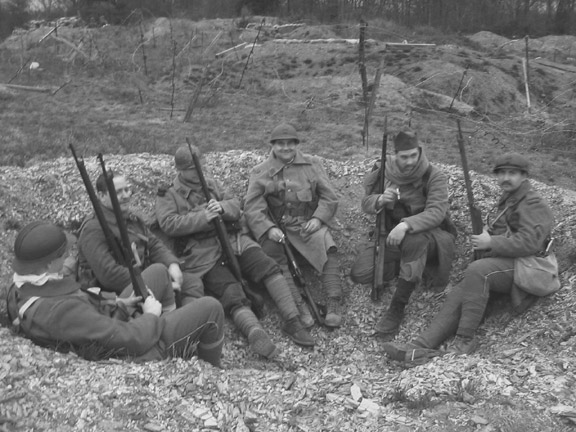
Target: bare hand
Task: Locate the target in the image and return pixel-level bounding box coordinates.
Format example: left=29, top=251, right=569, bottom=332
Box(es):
left=142, top=296, right=162, bottom=316
left=267, top=227, right=285, bottom=243
left=302, top=218, right=322, bottom=236
left=168, top=263, right=183, bottom=290
left=376, top=187, right=398, bottom=209
left=472, top=229, right=492, bottom=250
left=386, top=222, right=409, bottom=247
left=204, top=199, right=222, bottom=221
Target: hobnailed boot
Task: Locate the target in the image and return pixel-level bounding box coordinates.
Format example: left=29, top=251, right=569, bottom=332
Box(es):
left=325, top=297, right=342, bottom=328
left=232, top=307, right=278, bottom=359
left=375, top=300, right=406, bottom=340
left=197, top=336, right=224, bottom=368
left=282, top=316, right=315, bottom=347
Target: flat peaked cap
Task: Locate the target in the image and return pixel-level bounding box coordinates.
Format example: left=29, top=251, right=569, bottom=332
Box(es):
left=174, top=144, right=201, bottom=170
left=269, top=123, right=300, bottom=144
left=493, top=152, right=529, bottom=174
left=13, top=221, right=73, bottom=274
left=394, top=131, right=419, bottom=152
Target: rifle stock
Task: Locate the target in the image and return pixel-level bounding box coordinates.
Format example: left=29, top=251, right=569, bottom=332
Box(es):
left=186, top=140, right=264, bottom=314
left=456, top=120, right=484, bottom=261
left=97, top=154, right=148, bottom=300
left=266, top=208, right=324, bottom=325
left=371, top=121, right=388, bottom=301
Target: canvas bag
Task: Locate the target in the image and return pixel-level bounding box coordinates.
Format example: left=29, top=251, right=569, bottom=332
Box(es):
left=514, top=253, right=560, bottom=296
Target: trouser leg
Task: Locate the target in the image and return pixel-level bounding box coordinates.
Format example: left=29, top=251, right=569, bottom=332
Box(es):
left=349, top=242, right=399, bottom=285
left=160, top=297, right=225, bottom=367
left=413, top=287, right=462, bottom=349
left=179, top=272, right=205, bottom=306
left=121, top=263, right=176, bottom=312
left=457, top=258, right=515, bottom=338
left=323, top=254, right=343, bottom=328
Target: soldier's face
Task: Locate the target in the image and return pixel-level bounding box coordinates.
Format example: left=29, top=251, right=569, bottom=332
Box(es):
left=180, top=167, right=200, bottom=184
left=496, top=168, right=527, bottom=193
left=99, top=176, right=132, bottom=214
left=395, top=148, right=420, bottom=172
left=271, top=139, right=298, bottom=164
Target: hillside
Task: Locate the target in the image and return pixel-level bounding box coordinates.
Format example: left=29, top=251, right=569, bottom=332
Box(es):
left=1, top=16, right=576, bottom=431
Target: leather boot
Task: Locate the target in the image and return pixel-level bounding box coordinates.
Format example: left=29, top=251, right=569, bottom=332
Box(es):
left=282, top=316, right=315, bottom=347
left=375, top=300, right=405, bottom=339
left=325, top=297, right=342, bottom=328
left=232, top=307, right=278, bottom=359
left=447, top=335, right=478, bottom=355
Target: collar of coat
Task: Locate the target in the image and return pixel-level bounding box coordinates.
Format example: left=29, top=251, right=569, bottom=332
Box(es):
left=266, top=149, right=312, bottom=177
left=16, top=276, right=81, bottom=298
left=173, top=175, right=219, bottom=201
left=498, top=179, right=532, bottom=207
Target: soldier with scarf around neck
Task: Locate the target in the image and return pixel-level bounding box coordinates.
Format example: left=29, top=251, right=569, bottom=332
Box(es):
left=382, top=153, right=556, bottom=361
left=7, top=221, right=224, bottom=367
left=350, top=130, right=456, bottom=340
left=155, top=144, right=315, bottom=359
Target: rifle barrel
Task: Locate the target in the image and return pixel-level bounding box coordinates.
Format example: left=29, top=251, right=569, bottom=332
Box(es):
left=97, top=154, right=148, bottom=299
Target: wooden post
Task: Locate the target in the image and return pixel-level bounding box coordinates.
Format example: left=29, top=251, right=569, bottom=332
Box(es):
left=524, top=35, right=531, bottom=113
left=358, top=20, right=368, bottom=104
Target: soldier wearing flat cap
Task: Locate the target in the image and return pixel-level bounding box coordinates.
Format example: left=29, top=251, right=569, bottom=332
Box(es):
left=350, top=129, right=456, bottom=340
left=382, top=152, right=557, bottom=362
left=7, top=221, right=225, bottom=367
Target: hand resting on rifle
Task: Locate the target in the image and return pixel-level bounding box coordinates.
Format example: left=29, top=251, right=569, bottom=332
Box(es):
left=142, top=296, right=162, bottom=316
left=204, top=199, right=223, bottom=221
left=267, top=227, right=285, bottom=243
left=471, top=229, right=492, bottom=250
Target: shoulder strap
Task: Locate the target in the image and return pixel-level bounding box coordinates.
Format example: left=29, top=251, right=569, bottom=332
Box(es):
left=422, top=165, right=433, bottom=197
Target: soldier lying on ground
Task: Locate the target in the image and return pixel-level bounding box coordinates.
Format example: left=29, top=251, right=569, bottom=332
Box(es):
left=350, top=130, right=456, bottom=340
left=243, top=123, right=344, bottom=328
left=155, top=143, right=315, bottom=358
left=382, top=153, right=558, bottom=363
left=7, top=221, right=224, bottom=367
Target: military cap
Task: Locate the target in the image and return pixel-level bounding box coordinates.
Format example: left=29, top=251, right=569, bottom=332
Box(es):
left=394, top=131, right=419, bottom=152
left=493, top=153, right=529, bottom=174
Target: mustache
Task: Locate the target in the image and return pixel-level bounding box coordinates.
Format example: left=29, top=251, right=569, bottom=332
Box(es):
left=500, top=181, right=512, bottom=186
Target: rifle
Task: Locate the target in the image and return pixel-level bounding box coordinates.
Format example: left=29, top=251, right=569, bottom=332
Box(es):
left=371, top=120, right=388, bottom=301
left=456, top=120, right=484, bottom=260
left=266, top=207, right=324, bottom=325
left=70, top=144, right=124, bottom=265
left=96, top=154, right=149, bottom=300
left=186, top=140, right=264, bottom=315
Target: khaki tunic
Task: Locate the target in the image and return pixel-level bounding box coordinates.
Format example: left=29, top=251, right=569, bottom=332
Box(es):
left=244, top=150, right=339, bottom=273
left=155, top=176, right=258, bottom=277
